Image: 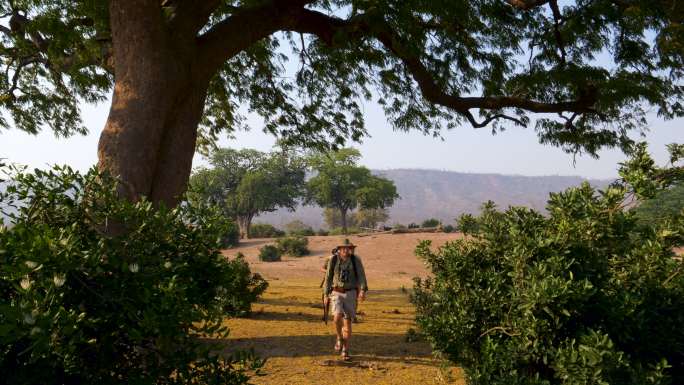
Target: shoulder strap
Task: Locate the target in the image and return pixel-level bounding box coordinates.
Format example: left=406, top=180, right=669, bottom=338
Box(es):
left=331, top=255, right=338, bottom=272
left=351, top=254, right=359, bottom=281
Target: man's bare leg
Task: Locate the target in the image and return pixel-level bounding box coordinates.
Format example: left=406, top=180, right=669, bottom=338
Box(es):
left=343, top=318, right=352, bottom=352
left=334, top=313, right=345, bottom=345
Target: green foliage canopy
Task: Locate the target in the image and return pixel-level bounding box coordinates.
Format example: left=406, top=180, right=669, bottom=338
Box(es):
left=306, top=148, right=398, bottom=231
left=1, top=1, right=682, bottom=155
left=633, top=182, right=684, bottom=226
left=413, top=143, right=684, bottom=384
left=188, top=147, right=306, bottom=237
left=0, top=164, right=266, bottom=384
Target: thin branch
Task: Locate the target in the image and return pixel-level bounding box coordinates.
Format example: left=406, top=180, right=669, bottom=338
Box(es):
left=199, top=4, right=598, bottom=128
left=479, top=326, right=520, bottom=338
left=505, top=0, right=551, bottom=10
left=548, top=0, right=567, bottom=65
left=463, top=110, right=526, bottom=128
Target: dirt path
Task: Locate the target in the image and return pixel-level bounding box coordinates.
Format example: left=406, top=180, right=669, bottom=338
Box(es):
left=220, top=233, right=465, bottom=384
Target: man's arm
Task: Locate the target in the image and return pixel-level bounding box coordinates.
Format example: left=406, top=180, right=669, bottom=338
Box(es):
left=355, top=256, right=368, bottom=293
left=322, top=256, right=335, bottom=297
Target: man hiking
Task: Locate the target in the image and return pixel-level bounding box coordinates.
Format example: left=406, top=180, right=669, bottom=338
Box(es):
left=322, top=239, right=368, bottom=360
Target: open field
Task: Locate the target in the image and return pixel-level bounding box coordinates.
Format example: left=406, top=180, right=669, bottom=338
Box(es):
left=220, top=233, right=465, bottom=384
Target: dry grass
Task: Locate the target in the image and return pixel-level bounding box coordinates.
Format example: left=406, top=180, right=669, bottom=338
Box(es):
left=218, top=233, right=465, bottom=385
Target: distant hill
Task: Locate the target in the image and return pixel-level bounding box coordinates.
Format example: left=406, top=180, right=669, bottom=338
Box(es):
left=256, top=169, right=610, bottom=229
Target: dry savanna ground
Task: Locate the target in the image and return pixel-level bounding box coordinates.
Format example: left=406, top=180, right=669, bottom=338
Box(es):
left=219, top=233, right=465, bottom=385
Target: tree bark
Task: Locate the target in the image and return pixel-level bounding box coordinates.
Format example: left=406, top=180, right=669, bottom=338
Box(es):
left=340, top=207, right=348, bottom=234
left=97, top=0, right=211, bottom=208
left=237, top=215, right=253, bottom=239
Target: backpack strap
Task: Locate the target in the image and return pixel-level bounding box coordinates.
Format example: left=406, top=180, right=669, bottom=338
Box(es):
left=351, top=254, right=359, bottom=283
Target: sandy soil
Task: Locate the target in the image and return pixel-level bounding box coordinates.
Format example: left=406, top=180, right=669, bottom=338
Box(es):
left=219, top=232, right=465, bottom=385
left=217, top=233, right=682, bottom=384
left=222, top=232, right=463, bottom=286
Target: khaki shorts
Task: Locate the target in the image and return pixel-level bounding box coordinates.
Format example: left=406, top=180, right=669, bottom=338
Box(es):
left=330, top=289, right=357, bottom=320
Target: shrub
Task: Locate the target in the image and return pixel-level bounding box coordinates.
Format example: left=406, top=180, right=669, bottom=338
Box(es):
left=413, top=180, right=684, bottom=384
left=0, top=165, right=264, bottom=384
left=258, top=245, right=281, bottom=262
left=284, top=220, right=315, bottom=236
left=194, top=205, right=239, bottom=248
left=421, top=218, right=440, bottom=228
left=222, top=254, right=269, bottom=317
left=633, top=182, right=684, bottom=226
left=276, top=236, right=310, bottom=257
left=407, top=222, right=420, bottom=229
left=316, top=229, right=329, bottom=236
left=328, top=226, right=361, bottom=235
left=249, top=223, right=285, bottom=238
left=442, top=224, right=455, bottom=233
left=455, top=211, right=481, bottom=234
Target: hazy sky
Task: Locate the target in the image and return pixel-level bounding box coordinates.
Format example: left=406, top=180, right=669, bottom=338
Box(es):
left=1, top=92, right=680, bottom=180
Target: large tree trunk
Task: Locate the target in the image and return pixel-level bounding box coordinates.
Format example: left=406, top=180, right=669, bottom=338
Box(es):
left=237, top=215, right=253, bottom=239
left=97, top=1, right=211, bottom=207
left=340, top=207, right=348, bottom=234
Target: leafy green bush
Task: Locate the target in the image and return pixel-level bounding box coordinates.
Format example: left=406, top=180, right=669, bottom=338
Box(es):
left=0, top=165, right=265, bottom=384
left=328, top=226, right=361, bottom=235
left=249, top=223, right=285, bottom=238
left=222, top=254, right=269, bottom=317
left=413, top=145, right=684, bottom=385
left=442, top=224, right=455, bottom=233
left=194, top=204, right=240, bottom=248
left=633, top=182, right=684, bottom=226
left=276, top=236, right=310, bottom=257
left=284, top=220, right=315, bottom=236
left=316, top=229, right=329, bottom=236
left=421, top=218, right=440, bottom=228
left=456, top=211, right=482, bottom=234
left=258, top=245, right=281, bottom=262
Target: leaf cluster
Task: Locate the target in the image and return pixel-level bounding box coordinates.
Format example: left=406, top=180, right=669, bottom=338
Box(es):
left=275, top=236, right=310, bottom=257
left=5, top=1, right=682, bottom=155
left=414, top=144, right=684, bottom=384
left=306, top=148, right=399, bottom=213
left=0, top=165, right=266, bottom=384
left=188, top=147, right=306, bottom=221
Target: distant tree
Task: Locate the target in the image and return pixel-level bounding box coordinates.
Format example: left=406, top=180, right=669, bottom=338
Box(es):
left=356, top=208, right=390, bottom=229
left=249, top=223, right=285, bottom=239
left=188, top=148, right=305, bottom=239
left=421, top=218, right=441, bottom=228
left=323, top=207, right=360, bottom=229
left=306, top=148, right=398, bottom=234
left=284, top=220, right=314, bottom=236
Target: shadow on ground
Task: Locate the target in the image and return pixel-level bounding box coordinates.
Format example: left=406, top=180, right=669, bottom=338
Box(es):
left=218, top=333, right=434, bottom=363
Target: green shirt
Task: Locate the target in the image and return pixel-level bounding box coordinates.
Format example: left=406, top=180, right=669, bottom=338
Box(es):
left=322, top=254, right=368, bottom=296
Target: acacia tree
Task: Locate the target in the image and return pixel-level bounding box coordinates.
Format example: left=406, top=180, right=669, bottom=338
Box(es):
left=355, top=208, right=390, bottom=229
left=188, top=147, right=305, bottom=238
left=306, top=148, right=398, bottom=233
left=1, top=1, right=682, bottom=206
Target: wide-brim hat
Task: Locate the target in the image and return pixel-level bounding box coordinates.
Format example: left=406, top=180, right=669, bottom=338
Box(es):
left=337, top=238, right=356, bottom=248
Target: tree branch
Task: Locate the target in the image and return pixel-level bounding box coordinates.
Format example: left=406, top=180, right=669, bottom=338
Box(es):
left=505, top=0, right=551, bottom=10
left=198, top=4, right=597, bottom=128
left=548, top=0, right=567, bottom=65
left=197, top=0, right=316, bottom=75
left=164, top=0, right=223, bottom=35
left=281, top=9, right=596, bottom=125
